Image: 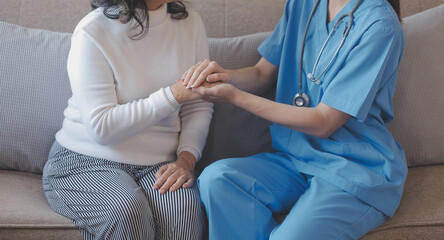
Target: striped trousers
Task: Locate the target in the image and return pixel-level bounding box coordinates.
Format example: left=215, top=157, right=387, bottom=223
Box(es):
left=42, top=142, right=205, bottom=240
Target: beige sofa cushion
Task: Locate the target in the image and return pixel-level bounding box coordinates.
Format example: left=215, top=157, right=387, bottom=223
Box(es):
left=2, top=164, right=444, bottom=240
left=388, top=5, right=444, bottom=167
left=361, top=165, right=444, bottom=239
left=0, top=170, right=82, bottom=239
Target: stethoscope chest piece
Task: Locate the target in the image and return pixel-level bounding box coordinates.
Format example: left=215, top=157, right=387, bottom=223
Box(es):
left=293, top=92, right=310, bottom=107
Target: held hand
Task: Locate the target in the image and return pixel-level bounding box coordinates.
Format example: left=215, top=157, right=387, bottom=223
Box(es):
left=170, top=80, right=203, bottom=104
left=192, top=82, right=238, bottom=103
left=153, top=151, right=196, bottom=194
left=182, top=59, right=229, bottom=89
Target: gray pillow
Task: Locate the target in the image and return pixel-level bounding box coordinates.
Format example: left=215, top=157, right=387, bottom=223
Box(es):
left=387, top=5, right=444, bottom=167
left=197, top=32, right=274, bottom=174
left=0, top=21, right=72, bottom=173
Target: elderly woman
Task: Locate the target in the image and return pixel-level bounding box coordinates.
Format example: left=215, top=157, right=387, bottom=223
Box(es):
left=42, top=0, right=213, bottom=239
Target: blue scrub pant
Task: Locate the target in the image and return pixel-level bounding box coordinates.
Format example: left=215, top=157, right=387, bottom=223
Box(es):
left=198, top=152, right=388, bottom=240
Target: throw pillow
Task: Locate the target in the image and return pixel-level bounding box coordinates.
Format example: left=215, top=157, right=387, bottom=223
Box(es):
left=197, top=32, right=273, bottom=174
left=388, top=5, right=444, bottom=167
left=0, top=21, right=72, bottom=173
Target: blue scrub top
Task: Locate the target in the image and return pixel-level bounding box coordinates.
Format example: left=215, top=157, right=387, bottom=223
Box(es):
left=258, top=0, right=407, bottom=217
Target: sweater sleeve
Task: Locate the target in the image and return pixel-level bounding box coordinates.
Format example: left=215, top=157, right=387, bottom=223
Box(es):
left=67, top=30, right=181, bottom=145
left=177, top=16, right=213, bottom=161
left=177, top=99, right=213, bottom=161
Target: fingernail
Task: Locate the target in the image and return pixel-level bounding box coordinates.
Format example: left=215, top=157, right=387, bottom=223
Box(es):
left=171, top=187, right=176, bottom=192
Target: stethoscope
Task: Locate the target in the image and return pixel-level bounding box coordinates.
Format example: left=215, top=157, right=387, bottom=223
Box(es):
left=293, top=0, right=362, bottom=107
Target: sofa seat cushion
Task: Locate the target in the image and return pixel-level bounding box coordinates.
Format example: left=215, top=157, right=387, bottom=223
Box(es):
left=273, top=164, right=444, bottom=239
left=0, top=170, right=82, bottom=240
left=362, top=164, right=444, bottom=239
left=2, top=164, right=444, bottom=239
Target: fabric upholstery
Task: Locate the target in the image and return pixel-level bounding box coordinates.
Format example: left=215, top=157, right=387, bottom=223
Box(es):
left=188, top=0, right=286, bottom=37
left=0, top=170, right=82, bottom=240
left=2, top=164, right=444, bottom=239
left=0, top=21, right=72, bottom=173
left=0, top=0, right=91, bottom=33
left=197, top=32, right=274, bottom=174
left=361, top=164, right=444, bottom=239
left=0, top=0, right=442, bottom=37
left=388, top=5, right=444, bottom=167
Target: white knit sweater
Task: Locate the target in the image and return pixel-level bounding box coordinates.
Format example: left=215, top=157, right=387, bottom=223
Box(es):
left=56, top=4, right=213, bottom=166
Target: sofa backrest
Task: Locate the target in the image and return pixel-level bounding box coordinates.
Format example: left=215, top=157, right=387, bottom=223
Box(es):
left=0, top=0, right=443, bottom=36
left=387, top=5, right=444, bottom=167
left=0, top=1, right=443, bottom=174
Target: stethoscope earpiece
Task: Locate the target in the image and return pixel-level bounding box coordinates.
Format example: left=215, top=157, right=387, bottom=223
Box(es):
left=307, top=73, right=315, bottom=81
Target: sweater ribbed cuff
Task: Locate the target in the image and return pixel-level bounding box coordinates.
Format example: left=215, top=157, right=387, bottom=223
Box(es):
left=177, top=146, right=201, bottom=162
left=164, top=87, right=181, bottom=108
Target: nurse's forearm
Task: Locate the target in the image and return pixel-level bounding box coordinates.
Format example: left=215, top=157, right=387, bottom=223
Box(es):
left=228, top=58, right=278, bottom=95
left=228, top=89, right=344, bottom=139
left=227, top=67, right=274, bottom=95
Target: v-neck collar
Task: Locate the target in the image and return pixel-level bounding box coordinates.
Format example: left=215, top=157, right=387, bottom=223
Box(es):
left=320, top=0, right=359, bottom=35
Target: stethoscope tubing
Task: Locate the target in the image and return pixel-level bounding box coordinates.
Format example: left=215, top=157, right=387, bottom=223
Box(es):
left=310, top=23, right=346, bottom=83
left=295, top=0, right=362, bottom=107
left=298, top=0, right=321, bottom=94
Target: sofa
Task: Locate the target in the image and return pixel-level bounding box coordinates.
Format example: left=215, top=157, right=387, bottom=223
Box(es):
left=1, top=0, right=443, bottom=239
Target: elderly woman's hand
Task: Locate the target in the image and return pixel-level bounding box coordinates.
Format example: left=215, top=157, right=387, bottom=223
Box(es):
left=153, top=151, right=196, bottom=194
left=170, top=80, right=203, bottom=104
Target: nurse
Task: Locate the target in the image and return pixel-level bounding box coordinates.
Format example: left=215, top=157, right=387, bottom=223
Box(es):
left=184, top=0, right=406, bottom=239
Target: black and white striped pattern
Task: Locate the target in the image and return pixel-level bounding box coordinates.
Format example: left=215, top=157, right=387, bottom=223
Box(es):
left=42, top=146, right=205, bottom=240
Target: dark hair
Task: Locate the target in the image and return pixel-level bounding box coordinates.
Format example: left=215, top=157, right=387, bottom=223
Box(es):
left=387, top=0, right=401, bottom=20
left=91, top=0, right=188, bottom=40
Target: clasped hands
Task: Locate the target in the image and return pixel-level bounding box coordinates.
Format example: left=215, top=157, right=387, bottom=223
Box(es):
left=180, top=59, right=237, bottom=103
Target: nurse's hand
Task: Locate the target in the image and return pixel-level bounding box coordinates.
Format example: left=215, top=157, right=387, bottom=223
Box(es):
left=192, top=82, right=239, bottom=103
left=182, top=59, right=229, bottom=89
left=153, top=151, right=196, bottom=194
